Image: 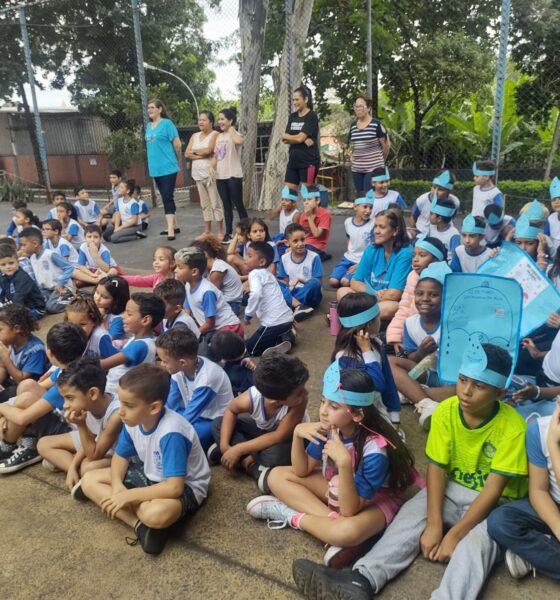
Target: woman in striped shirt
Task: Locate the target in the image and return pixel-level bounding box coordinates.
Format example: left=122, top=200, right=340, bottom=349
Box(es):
left=348, top=95, right=390, bottom=195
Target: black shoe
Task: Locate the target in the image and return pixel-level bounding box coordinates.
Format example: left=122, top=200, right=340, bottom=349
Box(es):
left=71, top=479, right=88, bottom=502
left=160, top=228, right=180, bottom=235
left=142, top=222, right=149, bottom=231
left=257, top=466, right=271, bottom=494
left=0, top=442, right=16, bottom=461
left=292, top=559, right=373, bottom=600
left=0, top=445, right=41, bottom=474
left=135, top=231, right=147, bottom=239
left=293, top=305, right=314, bottom=322
left=132, top=522, right=169, bottom=555
left=221, top=234, right=233, bottom=244
left=167, top=236, right=176, bottom=242
left=206, top=443, right=222, bottom=466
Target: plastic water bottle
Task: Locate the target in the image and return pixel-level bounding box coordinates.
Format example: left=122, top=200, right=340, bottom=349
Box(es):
left=408, top=353, right=436, bottom=380
left=329, top=301, right=341, bottom=336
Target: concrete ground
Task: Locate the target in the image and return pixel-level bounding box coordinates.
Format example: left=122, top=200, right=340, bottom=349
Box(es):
left=0, top=201, right=556, bottom=599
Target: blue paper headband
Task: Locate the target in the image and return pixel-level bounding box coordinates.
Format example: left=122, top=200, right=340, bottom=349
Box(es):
left=459, top=337, right=508, bottom=389
left=419, top=261, right=452, bottom=287
left=322, top=361, right=374, bottom=407
left=300, top=184, right=321, bottom=199
left=371, top=167, right=390, bottom=182
left=515, top=214, right=542, bottom=240
left=461, top=214, right=485, bottom=235
left=415, top=235, right=445, bottom=261
left=526, top=199, right=546, bottom=221
left=355, top=196, right=374, bottom=206
left=432, top=170, right=454, bottom=190
left=472, top=162, right=495, bottom=177
left=430, top=194, right=456, bottom=218
left=339, top=303, right=380, bottom=328
left=281, top=186, right=298, bottom=201
left=550, top=177, right=560, bottom=200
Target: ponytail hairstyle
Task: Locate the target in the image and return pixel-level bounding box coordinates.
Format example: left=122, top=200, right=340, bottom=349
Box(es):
left=340, top=368, right=415, bottom=490
left=15, top=208, right=41, bottom=228
left=219, top=106, right=237, bottom=126
left=293, top=85, right=313, bottom=110
left=125, top=178, right=136, bottom=197
left=56, top=201, right=78, bottom=221
left=66, top=294, right=103, bottom=327
left=200, top=110, right=215, bottom=126
left=192, top=235, right=227, bottom=261
left=332, top=293, right=382, bottom=362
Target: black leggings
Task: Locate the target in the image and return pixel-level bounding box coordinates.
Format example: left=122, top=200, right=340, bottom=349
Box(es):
left=217, top=177, right=248, bottom=235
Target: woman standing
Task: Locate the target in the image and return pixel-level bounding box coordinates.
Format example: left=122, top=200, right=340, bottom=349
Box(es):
left=211, top=107, right=247, bottom=243
left=145, top=99, right=182, bottom=241
left=185, top=111, right=224, bottom=240
left=282, top=85, right=321, bottom=191
left=349, top=95, right=390, bottom=195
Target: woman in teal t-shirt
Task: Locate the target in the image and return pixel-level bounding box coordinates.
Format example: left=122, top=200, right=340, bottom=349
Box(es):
left=145, top=99, right=182, bottom=241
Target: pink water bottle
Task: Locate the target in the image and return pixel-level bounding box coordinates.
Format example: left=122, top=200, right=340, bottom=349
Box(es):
left=329, top=301, right=341, bottom=336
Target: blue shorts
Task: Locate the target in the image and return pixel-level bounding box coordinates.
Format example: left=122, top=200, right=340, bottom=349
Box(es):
left=329, top=256, right=356, bottom=281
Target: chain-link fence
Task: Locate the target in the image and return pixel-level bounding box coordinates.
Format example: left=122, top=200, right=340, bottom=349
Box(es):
left=0, top=0, right=559, bottom=213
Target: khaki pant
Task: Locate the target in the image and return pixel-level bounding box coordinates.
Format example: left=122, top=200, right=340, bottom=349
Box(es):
left=196, top=178, right=224, bottom=222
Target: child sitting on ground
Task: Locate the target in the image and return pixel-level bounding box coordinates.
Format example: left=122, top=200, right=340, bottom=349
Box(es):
left=208, top=352, right=309, bottom=493
left=13, top=208, right=41, bottom=242
left=36, top=357, right=121, bottom=496
left=100, top=293, right=164, bottom=396
left=0, top=240, right=46, bottom=318
left=156, top=328, right=232, bottom=451
left=472, top=160, right=503, bottom=217
left=57, top=202, right=85, bottom=250
left=227, top=217, right=279, bottom=277
left=44, top=191, right=67, bottom=221
left=6, top=199, right=27, bottom=237
left=97, top=170, right=122, bottom=229
left=329, top=197, right=373, bottom=289
left=81, top=363, right=210, bottom=555
left=18, top=227, right=74, bottom=314
left=42, top=219, right=79, bottom=264
left=123, top=246, right=176, bottom=289
left=449, top=214, right=491, bottom=273
left=0, top=322, right=88, bottom=473
left=244, top=241, right=295, bottom=356
left=278, top=223, right=323, bottom=322
left=293, top=342, right=528, bottom=600
left=487, top=396, right=560, bottom=582
left=428, top=196, right=461, bottom=261
left=386, top=236, right=446, bottom=355
left=93, top=276, right=130, bottom=346
left=248, top=364, right=417, bottom=569
left=134, top=184, right=150, bottom=232
left=410, top=170, right=459, bottom=237
left=484, top=204, right=516, bottom=248
left=154, top=278, right=200, bottom=337
left=73, top=186, right=100, bottom=229
left=269, top=185, right=300, bottom=255
left=76, top=224, right=120, bottom=281
left=299, top=184, right=332, bottom=262
left=103, top=179, right=141, bottom=244
left=365, top=167, right=406, bottom=216
left=0, top=304, right=47, bottom=403
left=208, top=330, right=254, bottom=397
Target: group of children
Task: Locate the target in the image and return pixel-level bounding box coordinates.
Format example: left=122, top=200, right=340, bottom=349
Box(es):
left=0, top=159, right=559, bottom=597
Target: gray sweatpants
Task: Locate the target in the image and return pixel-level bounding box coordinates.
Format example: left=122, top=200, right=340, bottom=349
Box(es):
left=354, top=480, right=502, bottom=600
left=103, top=224, right=140, bottom=243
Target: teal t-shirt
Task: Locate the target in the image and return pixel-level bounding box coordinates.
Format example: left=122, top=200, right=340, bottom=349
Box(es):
left=145, top=119, right=180, bottom=177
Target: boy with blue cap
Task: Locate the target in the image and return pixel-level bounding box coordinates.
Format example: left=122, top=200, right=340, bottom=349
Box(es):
left=472, top=160, right=503, bottom=217
left=365, top=167, right=406, bottom=217
left=269, top=186, right=300, bottom=257
left=299, top=184, right=332, bottom=262
left=428, top=195, right=461, bottom=260
left=329, top=196, right=374, bottom=288
left=410, top=170, right=459, bottom=236
left=450, top=214, right=491, bottom=273
left=483, top=204, right=516, bottom=248
left=293, top=339, right=528, bottom=600
left=548, top=176, right=560, bottom=253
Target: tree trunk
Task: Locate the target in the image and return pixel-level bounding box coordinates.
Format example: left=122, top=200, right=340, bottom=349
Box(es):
left=18, top=81, right=46, bottom=189
left=239, top=0, right=269, bottom=208
left=258, top=0, right=314, bottom=210
left=544, top=108, right=560, bottom=180
left=412, top=90, right=423, bottom=172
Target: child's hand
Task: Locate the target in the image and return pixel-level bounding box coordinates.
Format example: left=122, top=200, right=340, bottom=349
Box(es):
left=521, top=337, right=541, bottom=359
left=221, top=446, right=243, bottom=470
left=66, top=467, right=80, bottom=490
left=347, top=264, right=358, bottom=275
left=0, top=340, right=10, bottom=360
left=547, top=397, right=560, bottom=449
left=243, top=319, right=251, bottom=327
left=294, top=422, right=328, bottom=445
left=354, top=329, right=372, bottom=353
left=537, top=232, right=548, bottom=253
left=420, top=523, right=443, bottom=560
left=547, top=312, right=560, bottom=329
left=100, top=489, right=133, bottom=518
left=304, top=138, right=314, bottom=147
left=54, top=284, right=67, bottom=296
left=63, top=408, right=87, bottom=425
left=393, top=342, right=404, bottom=355
left=323, top=427, right=352, bottom=469
left=512, top=382, right=539, bottom=403
left=488, top=247, right=500, bottom=258
left=419, top=336, right=438, bottom=357
left=432, top=529, right=461, bottom=562
left=241, top=357, right=257, bottom=371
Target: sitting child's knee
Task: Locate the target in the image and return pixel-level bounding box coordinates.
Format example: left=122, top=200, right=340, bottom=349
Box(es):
left=17, top=379, right=39, bottom=394
left=329, top=278, right=340, bottom=288
left=138, top=501, right=176, bottom=529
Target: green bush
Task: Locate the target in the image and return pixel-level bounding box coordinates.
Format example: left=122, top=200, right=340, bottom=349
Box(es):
left=0, top=173, right=36, bottom=204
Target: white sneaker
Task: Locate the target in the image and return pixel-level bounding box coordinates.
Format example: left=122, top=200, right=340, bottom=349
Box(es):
left=41, top=458, right=61, bottom=472
left=246, top=495, right=297, bottom=529
left=262, top=341, right=292, bottom=357
left=504, top=549, right=534, bottom=579
left=415, top=398, right=439, bottom=431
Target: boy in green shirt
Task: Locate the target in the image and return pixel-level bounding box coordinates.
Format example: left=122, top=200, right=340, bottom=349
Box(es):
left=292, top=341, right=528, bottom=600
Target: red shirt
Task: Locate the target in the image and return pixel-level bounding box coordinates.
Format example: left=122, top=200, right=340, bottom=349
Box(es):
left=299, top=207, right=332, bottom=251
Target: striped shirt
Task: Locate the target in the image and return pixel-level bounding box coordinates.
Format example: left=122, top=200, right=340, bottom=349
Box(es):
left=349, top=119, right=387, bottom=173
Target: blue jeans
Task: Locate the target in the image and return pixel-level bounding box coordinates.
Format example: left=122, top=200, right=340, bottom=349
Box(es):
left=154, top=172, right=178, bottom=215
left=352, top=170, right=375, bottom=195
left=278, top=279, right=322, bottom=309
left=487, top=497, right=560, bottom=580
left=246, top=321, right=293, bottom=356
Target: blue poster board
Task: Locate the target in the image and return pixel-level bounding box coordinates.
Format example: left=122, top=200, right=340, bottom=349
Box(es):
left=438, top=273, right=522, bottom=385
left=477, top=241, right=560, bottom=336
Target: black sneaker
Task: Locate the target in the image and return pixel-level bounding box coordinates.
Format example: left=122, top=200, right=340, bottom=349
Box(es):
left=135, top=231, right=147, bottom=239
left=221, top=234, right=233, bottom=244
left=292, top=559, right=373, bottom=600
left=294, top=305, right=314, bottom=322
left=132, top=522, right=169, bottom=555
left=206, top=443, right=222, bottom=466
left=257, top=466, right=271, bottom=494
left=160, top=228, right=181, bottom=235
left=71, top=479, right=88, bottom=502
left=0, top=445, right=41, bottom=474
left=0, top=442, right=16, bottom=461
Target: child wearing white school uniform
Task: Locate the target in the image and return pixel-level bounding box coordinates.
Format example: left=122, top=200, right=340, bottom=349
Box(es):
left=428, top=195, right=461, bottom=261
left=548, top=176, right=560, bottom=254
left=42, top=219, right=79, bottom=265
left=411, top=170, right=459, bottom=236
left=471, top=161, right=503, bottom=217
left=74, top=191, right=101, bottom=228
left=449, top=214, right=491, bottom=273
left=103, top=179, right=141, bottom=244
left=57, top=202, right=85, bottom=250
left=483, top=204, right=516, bottom=248
left=156, top=328, right=233, bottom=451
left=365, top=167, right=406, bottom=216
left=154, top=278, right=200, bottom=338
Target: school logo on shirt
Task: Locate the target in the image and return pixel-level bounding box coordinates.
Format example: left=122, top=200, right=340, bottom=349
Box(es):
left=42, top=260, right=50, bottom=270
left=152, top=450, right=162, bottom=471
left=302, top=266, right=310, bottom=278
left=482, top=441, right=496, bottom=459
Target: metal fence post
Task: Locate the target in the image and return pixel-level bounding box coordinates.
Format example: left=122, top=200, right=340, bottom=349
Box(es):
left=491, top=0, right=511, bottom=184
left=131, top=0, right=149, bottom=126
left=18, top=5, right=51, bottom=196
left=285, top=0, right=293, bottom=108
left=366, top=0, right=372, bottom=99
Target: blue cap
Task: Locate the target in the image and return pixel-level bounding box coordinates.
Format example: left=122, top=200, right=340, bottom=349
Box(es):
left=472, top=162, right=495, bottom=177
left=525, top=199, right=546, bottom=222
left=281, top=186, right=298, bottom=201
left=354, top=196, right=374, bottom=206
left=550, top=177, right=560, bottom=200
left=432, top=170, right=454, bottom=190
left=415, top=234, right=445, bottom=262
left=514, top=214, right=542, bottom=240
left=339, top=303, right=380, bottom=328
left=419, top=261, right=452, bottom=287
left=430, top=194, right=457, bottom=218
left=461, top=214, right=485, bottom=235
left=300, top=184, right=321, bottom=199
left=459, top=336, right=508, bottom=389
left=322, top=361, right=374, bottom=407
left=371, top=167, right=390, bottom=182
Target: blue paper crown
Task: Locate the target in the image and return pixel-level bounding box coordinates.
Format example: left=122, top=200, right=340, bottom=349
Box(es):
left=430, top=194, right=457, bottom=218
left=281, top=186, right=298, bottom=201
left=322, top=361, right=374, bottom=407
left=415, top=234, right=445, bottom=262
left=515, top=214, right=542, bottom=240
left=526, top=199, right=546, bottom=222
left=432, top=170, right=454, bottom=190
left=472, top=162, right=495, bottom=177
left=486, top=209, right=504, bottom=226
left=300, top=184, right=321, bottom=199
left=550, top=177, right=560, bottom=200
left=419, top=261, right=452, bottom=286
left=355, top=196, right=374, bottom=206
left=339, top=303, right=380, bottom=328
left=461, top=214, right=485, bottom=235
left=371, top=167, right=390, bottom=182
left=459, top=336, right=508, bottom=389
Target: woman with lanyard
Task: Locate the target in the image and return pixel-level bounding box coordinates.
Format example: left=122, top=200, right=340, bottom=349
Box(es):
left=348, top=95, right=390, bottom=196
left=185, top=111, right=224, bottom=241
left=145, top=99, right=182, bottom=241
left=282, top=85, right=321, bottom=192
left=338, top=207, right=412, bottom=321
